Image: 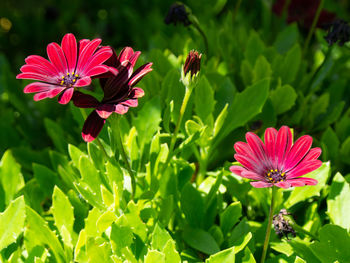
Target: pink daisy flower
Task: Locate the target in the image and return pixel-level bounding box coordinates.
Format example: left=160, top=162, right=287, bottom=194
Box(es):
left=230, top=126, right=322, bottom=188
left=72, top=47, right=153, bottom=142
left=17, top=33, right=113, bottom=104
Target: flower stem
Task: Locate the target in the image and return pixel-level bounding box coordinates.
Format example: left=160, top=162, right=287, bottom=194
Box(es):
left=95, top=138, right=109, bottom=160
left=303, top=0, right=325, bottom=54
left=163, top=85, right=193, bottom=170
left=190, top=19, right=209, bottom=56
left=289, top=219, right=319, bottom=241
left=114, top=116, right=136, bottom=198
left=261, top=186, right=277, bottom=263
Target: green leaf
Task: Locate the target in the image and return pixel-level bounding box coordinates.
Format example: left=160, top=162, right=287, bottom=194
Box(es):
left=0, top=150, right=24, bottom=206
left=181, top=183, right=205, bottom=227
left=274, top=23, right=299, bottom=53
left=213, top=104, right=228, bottom=138
left=270, top=84, right=297, bottom=115
left=96, top=210, right=117, bottom=233
left=321, top=127, right=339, bottom=162
left=242, top=247, right=256, bottom=263
left=279, top=44, right=301, bottom=84
left=52, top=186, right=75, bottom=237
left=44, top=118, right=67, bottom=153
left=33, top=163, right=59, bottom=196
left=206, top=246, right=235, bottom=263
left=310, top=225, right=350, bottom=263
left=162, top=240, right=181, bottom=263
left=240, top=60, right=254, bottom=86
left=245, top=31, right=265, bottom=65
left=110, top=222, right=134, bottom=250
left=68, top=144, right=87, bottom=168
left=151, top=223, right=172, bottom=251
left=195, top=76, right=215, bottom=123
left=0, top=196, right=25, bottom=251
left=182, top=227, right=220, bottom=255
left=327, top=173, right=350, bottom=230
left=132, top=96, right=162, bottom=151
left=253, top=56, right=272, bottom=83
left=25, top=206, right=66, bottom=263
left=285, top=162, right=330, bottom=208
left=144, top=250, right=165, bottom=263
left=220, top=201, right=242, bottom=235
left=215, top=79, right=269, bottom=149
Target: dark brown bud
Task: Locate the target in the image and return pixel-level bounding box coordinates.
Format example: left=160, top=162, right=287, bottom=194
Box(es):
left=164, top=3, right=191, bottom=26
left=183, top=50, right=202, bottom=78
left=273, top=209, right=296, bottom=240
left=324, top=19, right=350, bottom=46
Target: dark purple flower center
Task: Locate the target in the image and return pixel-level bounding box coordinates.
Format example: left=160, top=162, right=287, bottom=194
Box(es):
left=266, top=169, right=286, bottom=183
left=60, top=72, right=79, bottom=87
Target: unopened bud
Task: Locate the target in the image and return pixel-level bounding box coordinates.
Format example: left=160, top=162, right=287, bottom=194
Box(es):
left=324, top=19, right=350, bottom=46
left=164, top=2, right=191, bottom=26
left=184, top=50, right=202, bottom=77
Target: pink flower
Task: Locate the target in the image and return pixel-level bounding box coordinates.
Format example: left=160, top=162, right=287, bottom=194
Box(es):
left=72, top=47, right=153, bottom=142
left=17, top=33, right=113, bottom=104
left=230, top=126, right=322, bottom=188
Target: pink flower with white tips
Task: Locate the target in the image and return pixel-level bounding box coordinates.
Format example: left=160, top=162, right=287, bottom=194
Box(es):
left=17, top=33, right=113, bottom=104
left=230, top=126, right=322, bottom=188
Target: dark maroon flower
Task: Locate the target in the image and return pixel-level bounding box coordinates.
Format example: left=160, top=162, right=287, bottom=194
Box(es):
left=324, top=19, right=350, bottom=46
left=272, top=0, right=336, bottom=29
left=164, top=3, right=191, bottom=26
left=17, top=33, right=113, bottom=104
left=183, top=50, right=202, bottom=78
left=72, top=47, right=152, bottom=142
left=230, top=126, right=322, bottom=188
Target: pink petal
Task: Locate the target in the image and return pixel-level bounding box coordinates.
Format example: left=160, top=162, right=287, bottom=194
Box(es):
left=33, top=87, right=65, bottom=101
left=61, top=33, right=77, bottom=74
left=303, top=147, right=322, bottom=162
left=234, top=154, right=263, bottom=174
left=246, top=132, right=269, bottom=168
left=284, top=135, right=313, bottom=171
left=129, top=51, right=141, bottom=67
left=229, top=165, right=246, bottom=176
left=23, top=82, right=55, bottom=93
left=130, top=87, right=144, bottom=98
left=78, top=39, right=91, bottom=55
left=58, top=87, right=74, bottom=104
left=96, top=104, right=115, bottom=119
left=75, top=76, right=91, bottom=87
left=275, top=181, right=291, bottom=189
left=72, top=91, right=100, bottom=108
left=286, top=177, right=318, bottom=187
left=17, top=72, right=58, bottom=83
left=118, top=47, right=134, bottom=63
left=25, top=55, right=59, bottom=75
left=82, top=111, right=106, bottom=142
left=85, top=65, right=109, bottom=77
left=19, top=65, right=58, bottom=84
left=47, top=42, right=68, bottom=75
left=83, top=47, right=113, bottom=73
left=250, top=181, right=273, bottom=188
left=76, top=38, right=101, bottom=74
left=128, top=63, right=153, bottom=87
left=122, top=99, right=138, bottom=107
left=114, top=104, right=129, bottom=114
left=241, top=171, right=266, bottom=180
left=276, top=126, right=293, bottom=170
left=264, top=127, right=278, bottom=168
left=286, top=160, right=322, bottom=179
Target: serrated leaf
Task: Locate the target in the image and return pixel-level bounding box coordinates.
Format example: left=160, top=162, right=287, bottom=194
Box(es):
left=253, top=56, right=272, bottom=83
left=144, top=250, right=165, bottom=263
left=163, top=240, right=181, bottom=263
left=0, top=196, right=25, bottom=251
left=205, top=246, right=235, bottom=263
left=151, top=223, right=172, bottom=251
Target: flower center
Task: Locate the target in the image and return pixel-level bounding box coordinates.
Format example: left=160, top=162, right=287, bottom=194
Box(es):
left=60, top=72, right=79, bottom=87
left=266, top=169, right=286, bottom=183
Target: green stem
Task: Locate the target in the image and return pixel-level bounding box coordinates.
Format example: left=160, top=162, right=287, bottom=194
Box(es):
left=114, top=116, right=136, bottom=198
left=232, top=0, right=242, bottom=22
left=191, top=19, right=209, bottom=56
left=163, top=85, right=193, bottom=171
left=303, top=0, right=325, bottom=54
left=261, top=186, right=277, bottom=263
left=95, top=138, right=109, bottom=160
left=289, top=219, right=319, bottom=241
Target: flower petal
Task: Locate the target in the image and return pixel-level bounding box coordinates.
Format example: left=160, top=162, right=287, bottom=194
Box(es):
left=33, top=87, right=65, bottom=101
left=83, top=47, right=113, bottom=74
left=58, top=87, right=74, bottom=104
left=287, top=177, right=318, bottom=187
left=229, top=165, right=246, bottom=176
left=128, top=63, right=153, bottom=87
left=25, top=55, right=59, bottom=75
left=264, top=127, right=278, bottom=168
left=61, top=33, right=77, bottom=73
left=118, top=47, right=134, bottom=63
left=72, top=91, right=100, bottom=108
left=303, top=147, right=322, bottom=162
left=17, top=72, right=57, bottom=83
left=130, top=87, right=144, bottom=98
left=85, top=65, right=109, bottom=77
left=241, top=171, right=266, bottom=180
left=246, top=132, right=269, bottom=168
left=284, top=135, right=313, bottom=171
left=82, top=111, right=106, bottom=142
left=96, top=104, right=115, bottom=119
left=250, top=181, right=273, bottom=188
left=23, top=82, right=55, bottom=93
left=76, top=38, right=101, bottom=74
left=47, top=42, right=68, bottom=75
left=276, top=126, right=293, bottom=170
left=286, top=160, right=322, bottom=179
left=75, top=76, right=91, bottom=87
left=275, top=181, right=291, bottom=189
left=234, top=154, right=263, bottom=174
left=122, top=99, right=138, bottom=107
left=114, top=104, right=129, bottom=114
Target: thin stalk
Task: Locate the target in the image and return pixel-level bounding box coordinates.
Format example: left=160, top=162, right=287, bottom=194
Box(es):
left=95, top=137, right=109, bottom=160
left=114, top=116, right=136, bottom=198
left=261, top=186, right=277, bottom=263
left=191, top=20, right=209, bottom=56
left=289, top=219, right=319, bottom=241
left=232, top=0, right=242, bottom=22
left=163, top=85, right=193, bottom=170
left=303, top=0, right=325, bottom=54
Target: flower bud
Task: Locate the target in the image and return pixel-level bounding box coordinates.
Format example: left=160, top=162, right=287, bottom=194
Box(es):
left=164, top=2, right=191, bottom=26
left=324, top=19, right=350, bottom=46
left=181, top=50, right=202, bottom=86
